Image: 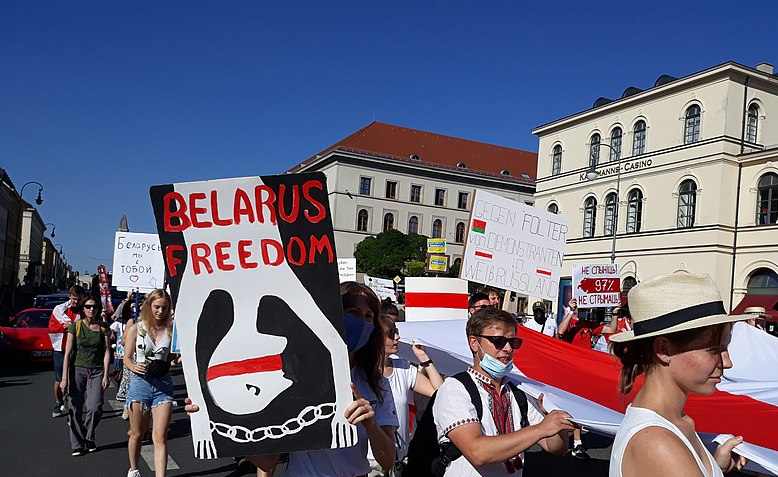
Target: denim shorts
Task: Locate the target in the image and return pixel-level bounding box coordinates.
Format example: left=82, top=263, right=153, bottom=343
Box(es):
left=125, top=372, right=174, bottom=412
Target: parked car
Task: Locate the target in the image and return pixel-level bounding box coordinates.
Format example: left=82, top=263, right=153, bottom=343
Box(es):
left=0, top=308, right=54, bottom=360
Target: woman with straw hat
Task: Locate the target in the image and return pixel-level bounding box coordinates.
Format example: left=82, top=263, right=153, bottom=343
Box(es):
left=609, top=271, right=748, bottom=477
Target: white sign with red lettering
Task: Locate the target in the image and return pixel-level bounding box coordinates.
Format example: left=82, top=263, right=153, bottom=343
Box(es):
left=573, top=263, right=621, bottom=308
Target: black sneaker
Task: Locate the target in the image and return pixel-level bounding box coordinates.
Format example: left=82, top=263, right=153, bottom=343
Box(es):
left=71, top=448, right=86, bottom=457
left=52, top=402, right=66, bottom=418
left=571, top=444, right=590, bottom=459
left=86, top=442, right=97, bottom=453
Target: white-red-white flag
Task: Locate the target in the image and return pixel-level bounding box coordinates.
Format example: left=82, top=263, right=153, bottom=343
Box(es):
left=404, top=277, right=468, bottom=322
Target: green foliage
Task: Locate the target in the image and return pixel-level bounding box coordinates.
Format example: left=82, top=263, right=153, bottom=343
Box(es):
left=404, top=260, right=427, bottom=277
left=354, top=230, right=427, bottom=278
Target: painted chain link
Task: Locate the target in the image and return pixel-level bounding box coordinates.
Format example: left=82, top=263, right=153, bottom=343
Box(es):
left=210, top=402, right=337, bottom=443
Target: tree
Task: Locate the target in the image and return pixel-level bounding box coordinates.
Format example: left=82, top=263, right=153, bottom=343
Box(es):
left=354, top=230, right=427, bottom=278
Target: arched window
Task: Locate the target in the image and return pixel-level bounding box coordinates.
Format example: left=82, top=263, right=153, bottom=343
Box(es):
left=589, top=133, right=601, bottom=168
left=583, top=197, right=597, bottom=238
left=547, top=203, right=559, bottom=214
left=610, top=128, right=622, bottom=161
left=684, top=105, right=701, bottom=144
left=747, top=268, right=778, bottom=295
left=747, top=104, right=759, bottom=144
left=383, top=212, right=394, bottom=232
left=432, top=219, right=443, bottom=238
left=622, top=276, right=638, bottom=293
left=677, top=179, right=697, bottom=228
left=604, top=192, right=618, bottom=236
left=408, top=215, right=419, bottom=235
left=455, top=222, right=466, bottom=243
left=626, top=189, right=643, bottom=233
left=632, top=120, right=646, bottom=156
left=356, top=209, right=369, bottom=232
left=552, top=145, right=562, bottom=175
left=757, top=172, right=778, bottom=225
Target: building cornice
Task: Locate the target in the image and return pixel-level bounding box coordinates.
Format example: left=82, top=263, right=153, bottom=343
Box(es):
left=532, top=62, right=778, bottom=136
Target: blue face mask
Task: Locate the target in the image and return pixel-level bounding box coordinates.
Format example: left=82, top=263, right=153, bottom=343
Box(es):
left=478, top=345, right=515, bottom=379
left=343, top=313, right=374, bottom=352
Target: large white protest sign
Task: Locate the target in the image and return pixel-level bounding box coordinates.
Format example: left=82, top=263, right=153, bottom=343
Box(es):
left=460, top=189, right=568, bottom=302
left=112, top=232, right=165, bottom=292
left=573, top=263, right=621, bottom=308
left=337, top=258, right=357, bottom=283
left=364, top=274, right=397, bottom=302
left=150, top=173, right=355, bottom=459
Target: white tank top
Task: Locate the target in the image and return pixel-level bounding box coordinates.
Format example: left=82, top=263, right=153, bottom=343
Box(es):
left=134, top=321, right=171, bottom=364
left=610, top=405, right=723, bottom=477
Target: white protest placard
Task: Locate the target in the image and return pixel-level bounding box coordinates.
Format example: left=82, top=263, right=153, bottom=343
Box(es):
left=112, top=232, right=165, bottom=292
left=572, top=263, right=621, bottom=308
left=460, top=189, right=568, bottom=302
left=364, top=274, right=397, bottom=302
left=337, top=258, right=357, bottom=283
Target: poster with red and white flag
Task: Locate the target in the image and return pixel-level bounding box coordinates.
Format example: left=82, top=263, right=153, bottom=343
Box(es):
left=396, top=320, right=778, bottom=475
left=404, top=277, right=468, bottom=321
left=460, top=189, right=568, bottom=302
left=573, top=263, right=621, bottom=307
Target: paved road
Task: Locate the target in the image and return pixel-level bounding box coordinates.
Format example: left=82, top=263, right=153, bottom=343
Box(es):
left=0, top=358, right=750, bottom=477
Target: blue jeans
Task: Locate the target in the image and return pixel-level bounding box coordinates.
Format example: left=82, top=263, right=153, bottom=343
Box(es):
left=125, top=372, right=174, bottom=412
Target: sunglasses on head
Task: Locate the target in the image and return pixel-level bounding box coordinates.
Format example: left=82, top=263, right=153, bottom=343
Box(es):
left=83, top=304, right=97, bottom=309
left=475, top=335, right=522, bottom=349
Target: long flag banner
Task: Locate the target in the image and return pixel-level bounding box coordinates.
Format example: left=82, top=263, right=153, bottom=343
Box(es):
left=397, top=320, right=778, bottom=475
left=404, top=277, right=469, bottom=321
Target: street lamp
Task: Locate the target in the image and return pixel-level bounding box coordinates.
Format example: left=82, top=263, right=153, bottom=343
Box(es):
left=584, top=142, right=623, bottom=264
left=20, top=181, right=44, bottom=206
left=45, top=222, right=56, bottom=238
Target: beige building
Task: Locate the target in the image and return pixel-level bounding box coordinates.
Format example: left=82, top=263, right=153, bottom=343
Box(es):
left=18, top=201, right=45, bottom=287
left=289, top=121, right=537, bottom=272
left=533, top=61, right=778, bottom=313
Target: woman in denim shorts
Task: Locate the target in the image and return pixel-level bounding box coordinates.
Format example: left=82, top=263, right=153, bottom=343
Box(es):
left=123, top=289, right=176, bottom=477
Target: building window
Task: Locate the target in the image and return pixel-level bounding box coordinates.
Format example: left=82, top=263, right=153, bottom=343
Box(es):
left=385, top=181, right=397, bottom=199
left=408, top=215, right=419, bottom=235
left=359, top=177, right=372, bottom=196
left=356, top=209, right=369, bottom=232
left=604, top=192, right=618, bottom=236
left=626, top=189, right=643, bottom=233
left=410, top=185, right=422, bottom=203
left=609, top=128, right=622, bottom=161
left=747, top=104, right=759, bottom=144
left=457, top=192, right=469, bottom=209
left=552, top=145, right=562, bottom=175
left=684, top=105, right=701, bottom=144
left=757, top=172, right=778, bottom=225
left=747, top=268, right=778, bottom=295
left=383, top=212, right=394, bottom=232
left=547, top=203, right=559, bottom=214
left=434, top=189, right=446, bottom=207
left=432, top=219, right=443, bottom=238
left=583, top=197, right=597, bottom=238
left=677, top=179, right=697, bottom=228
left=632, top=120, right=646, bottom=156
left=589, top=133, right=601, bottom=168
left=455, top=222, right=465, bottom=243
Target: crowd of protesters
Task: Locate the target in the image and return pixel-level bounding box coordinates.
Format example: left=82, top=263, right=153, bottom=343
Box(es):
left=44, top=273, right=753, bottom=477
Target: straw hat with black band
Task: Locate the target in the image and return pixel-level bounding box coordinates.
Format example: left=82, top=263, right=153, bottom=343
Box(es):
left=609, top=271, right=751, bottom=343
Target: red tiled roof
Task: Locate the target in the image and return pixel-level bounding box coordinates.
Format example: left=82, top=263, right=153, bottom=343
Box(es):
left=293, top=121, right=537, bottom=183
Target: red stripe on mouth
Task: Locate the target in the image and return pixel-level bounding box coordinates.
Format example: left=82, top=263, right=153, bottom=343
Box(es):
left=206, top=354, right=283, bottom=381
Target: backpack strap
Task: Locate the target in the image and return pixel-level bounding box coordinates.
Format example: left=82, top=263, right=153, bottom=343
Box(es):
left=507, top=382, right=530, bottom=428
left=451, top=371, right=482, bottom=421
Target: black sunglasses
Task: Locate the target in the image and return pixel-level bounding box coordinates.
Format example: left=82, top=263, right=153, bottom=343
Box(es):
left=83, top=304, right=97, bottom=309
left=475, top=335, right=522, bottom=349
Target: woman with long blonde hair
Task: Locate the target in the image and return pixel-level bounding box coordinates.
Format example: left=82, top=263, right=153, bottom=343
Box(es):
left=123, top=289, right=176, bottom=477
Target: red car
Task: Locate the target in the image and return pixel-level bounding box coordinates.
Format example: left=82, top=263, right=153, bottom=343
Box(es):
left=0, top=308, right=54, bottom=359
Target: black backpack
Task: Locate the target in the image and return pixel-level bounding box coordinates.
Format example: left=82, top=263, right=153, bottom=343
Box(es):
left=404, top=371, right=530, bottom=477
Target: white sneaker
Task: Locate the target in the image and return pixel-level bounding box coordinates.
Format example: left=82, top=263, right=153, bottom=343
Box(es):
left=127, top=469, right=141, bottom=477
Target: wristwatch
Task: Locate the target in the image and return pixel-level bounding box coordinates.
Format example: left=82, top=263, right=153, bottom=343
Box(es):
left=420, top=359, right=434, bottom=367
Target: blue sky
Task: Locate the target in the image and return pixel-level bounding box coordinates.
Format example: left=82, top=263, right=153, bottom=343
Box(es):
left=3, top=1, right=776, bottom=275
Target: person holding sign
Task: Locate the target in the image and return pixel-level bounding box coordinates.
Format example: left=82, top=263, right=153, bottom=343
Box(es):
left=609, top=272, right=748, bottom=477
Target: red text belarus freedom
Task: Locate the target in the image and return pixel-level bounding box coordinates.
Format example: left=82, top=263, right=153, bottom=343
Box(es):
left=161, top=180, right=334, bottom=276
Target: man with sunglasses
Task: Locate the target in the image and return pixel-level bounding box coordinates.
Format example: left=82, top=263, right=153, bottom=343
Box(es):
left=468, top=292, right=492, bottom=317
left=432, top=308, right=575, bottom=476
